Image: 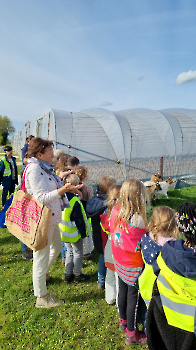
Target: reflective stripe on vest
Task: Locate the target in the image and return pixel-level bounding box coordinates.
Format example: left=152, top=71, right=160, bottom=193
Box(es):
left=157, top=254, right=196, bottom=334
left=59, top=196, right=89, bottom=243
left=2, top=157, right=11, bottom=177
left=100, top=221, right=110, bottom=235
left=138, top=255, right=157, bottom=308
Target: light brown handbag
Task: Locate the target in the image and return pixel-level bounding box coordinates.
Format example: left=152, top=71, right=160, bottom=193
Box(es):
left=5, top=184, right=52, bottom=251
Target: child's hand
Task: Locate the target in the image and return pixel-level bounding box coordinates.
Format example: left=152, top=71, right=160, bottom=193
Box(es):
left=59, top=169, right=73, bottom=179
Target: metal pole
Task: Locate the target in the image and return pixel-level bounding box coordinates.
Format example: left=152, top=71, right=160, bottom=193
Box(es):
left=160, top=157, right=163, bottom=178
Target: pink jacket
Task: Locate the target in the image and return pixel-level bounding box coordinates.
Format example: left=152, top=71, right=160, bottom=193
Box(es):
left=110, top=206, right=146, bottom=285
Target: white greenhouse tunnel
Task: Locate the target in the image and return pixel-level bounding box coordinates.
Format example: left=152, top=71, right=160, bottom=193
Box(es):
left=12, top=107, right=196, bottom=183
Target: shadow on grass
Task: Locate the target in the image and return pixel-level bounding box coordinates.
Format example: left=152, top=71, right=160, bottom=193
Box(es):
left=64, top=286, right=106, bottom=304
left=48, top=270, right=99, bottom=286
left=0, top=232, right=19, bottom=245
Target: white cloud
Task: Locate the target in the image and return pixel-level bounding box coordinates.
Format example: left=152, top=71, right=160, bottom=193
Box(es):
left=99, top=101, right=113, bottom=106
left=175, top=70, right=196, bottom=85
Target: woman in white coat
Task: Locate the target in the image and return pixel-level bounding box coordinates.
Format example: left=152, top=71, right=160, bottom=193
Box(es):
left=25, top=137, right=82, bottom=308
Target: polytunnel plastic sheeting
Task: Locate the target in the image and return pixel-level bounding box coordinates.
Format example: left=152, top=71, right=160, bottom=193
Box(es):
left=52, top=107, right=129, bottom=164
left=112, top=111, right=132, bottom=163
left=37, top=114, right=51, bottom=139
left=13, top=130, right=23, bottom=155
left=29, top=120, right=38, bottom=139
left=118, top=109, right=176, bottom=159
left=158, top=110, right=183, bottom=157
left=52, top=109, right=73, bottom=147
left=79, top=108, right=132, bottom=163
left=69, top=110, right=118, bottom=162
left=162, top=109, right=196, bottom=156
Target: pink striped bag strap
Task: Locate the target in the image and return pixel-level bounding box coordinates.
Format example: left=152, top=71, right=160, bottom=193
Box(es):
left=21, top=164, right=31, bottom=192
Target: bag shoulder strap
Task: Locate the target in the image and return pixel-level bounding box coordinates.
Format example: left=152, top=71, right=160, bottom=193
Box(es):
left=21, top=164, right=31, bottom=192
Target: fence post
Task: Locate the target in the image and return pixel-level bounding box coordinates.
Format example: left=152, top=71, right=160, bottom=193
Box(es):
left=160, top=157, right=163, bottom=178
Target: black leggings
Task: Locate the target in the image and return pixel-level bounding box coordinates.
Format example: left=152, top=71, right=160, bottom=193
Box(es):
left=118, top=277, right=138, bottom=331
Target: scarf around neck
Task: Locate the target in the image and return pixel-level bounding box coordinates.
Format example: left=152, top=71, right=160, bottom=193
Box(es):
left=29, top=158, right=70, bottom=211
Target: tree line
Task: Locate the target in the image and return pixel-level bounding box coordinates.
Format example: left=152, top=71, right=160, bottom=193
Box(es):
left=0, top=115, right=15, bottom=145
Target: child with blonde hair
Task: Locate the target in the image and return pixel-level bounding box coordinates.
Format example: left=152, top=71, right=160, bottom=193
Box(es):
left=102, top=184, right=121, bottom=304
left=110, top=179, right=148, bottom=345
left=141, top=206, right=177, bottom=264
left=55, top=154, right=73, bottom=181
left=149, top=206, right=177, bottom=244
left=146, top=203, right=196, bottom=350
left=139, top=206, right=177, bottom=310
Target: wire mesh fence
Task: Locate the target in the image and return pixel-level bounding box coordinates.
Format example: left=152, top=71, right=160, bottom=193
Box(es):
left=84, top=154, right=196, bottom=186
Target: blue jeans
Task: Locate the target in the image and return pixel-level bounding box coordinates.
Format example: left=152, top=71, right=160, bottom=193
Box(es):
left=65, top=240, right=83, bottom=276
left=61, top=242, right=67, bottom=259
left=98, top=254, right=107, bottom=285
left=20, top=241, right=29, bottom=253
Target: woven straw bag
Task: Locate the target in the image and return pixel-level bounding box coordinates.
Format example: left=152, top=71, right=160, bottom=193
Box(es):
left=5, top=164, right=52, bottom=251
left=5, top=190, right=52, bottom=251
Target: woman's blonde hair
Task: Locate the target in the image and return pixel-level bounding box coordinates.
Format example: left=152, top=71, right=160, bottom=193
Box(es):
left=74, top=165, right=88, bottom=181
left=149, top=206, right=177, bottom=241
left=107, top=184, right=121, bottom=217
left=114, top=179, right=147, bottom=229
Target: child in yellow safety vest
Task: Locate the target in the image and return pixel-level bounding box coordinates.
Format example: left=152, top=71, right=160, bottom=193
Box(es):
left=59, top=174, right=90, bottom=283
left=139, top=206, right=177, bottom=335
left=139, top=206, right=177, bottom=300
left=146, top=202, right=196, bottom=350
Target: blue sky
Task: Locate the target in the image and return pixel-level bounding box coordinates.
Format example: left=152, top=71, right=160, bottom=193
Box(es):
left=0, top=0, right=196, bottom=133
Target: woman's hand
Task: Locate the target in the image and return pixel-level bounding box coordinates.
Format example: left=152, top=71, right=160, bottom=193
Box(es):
left=63, top=182, right=83, bottom=192
left=57, top=182, right=83, bottom=196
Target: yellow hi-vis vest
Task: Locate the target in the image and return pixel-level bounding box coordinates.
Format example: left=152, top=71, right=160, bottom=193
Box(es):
left=156, top=253, right=196, bottom=334
left=2, top=157, right=11, bottom=177
left=138, top=251, right=158, bottom=307
left=59, top=196, right=90, bottom=243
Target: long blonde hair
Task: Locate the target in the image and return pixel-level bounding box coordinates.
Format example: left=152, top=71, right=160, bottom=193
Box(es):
left=114, top=179, right=147, bottom=229
left=149, top=206, right=177, bottom=241
left=107, top=184, right=121, bottom=217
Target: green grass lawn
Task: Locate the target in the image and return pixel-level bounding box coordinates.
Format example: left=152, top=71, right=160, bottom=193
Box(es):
left=1, top=184, right=196, bottom=350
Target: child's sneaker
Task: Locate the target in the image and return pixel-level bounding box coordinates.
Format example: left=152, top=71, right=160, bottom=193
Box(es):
left=22, top=251, right=33, bottom=262
left=125, top=329, right=138, bottom=345
left=98, top=282, right=105, bottom=290
left=125, top=328, right=147, bottom=346
left=119, top=319, right=127, bottom=332
left=135, top=329, right=147, bottom=344
left=74, top=273, right=90, bottom=282
left=64, top=274, right=75, bottom=283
